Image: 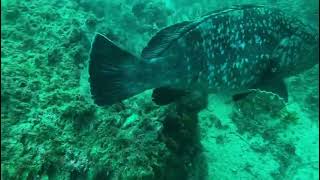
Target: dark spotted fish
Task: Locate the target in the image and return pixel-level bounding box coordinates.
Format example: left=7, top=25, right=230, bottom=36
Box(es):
left=89, top=4, right=319, bottom=106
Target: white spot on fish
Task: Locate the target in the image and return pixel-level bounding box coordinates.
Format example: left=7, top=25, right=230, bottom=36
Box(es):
left=225, top=27, right=229, bottom=34
left=236, top=62, right=240, bottom=68
left=217, top=25, right=223, bottom=33
left=219, top=46, right=224, bottom=55
left=207, top=51, right=210, bottom=58
left=222, top=62, right=227, bottom=69
left=235, top=32, right=239, bottom=40
left=231, top=27, right=235, bottom=33
left=239, top=42, right=246, bottom=49
left=254, top=35, right=262, bottom=45
left=240, top=58, right=245, bottom=65
left=188, top=65, right=191, bottom=71
left=209, top=65, right=214, bottom=71
left=263, top=19, right=267, bottom=26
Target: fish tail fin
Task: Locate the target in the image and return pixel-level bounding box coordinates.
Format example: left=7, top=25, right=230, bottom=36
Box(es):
left=89, top=33, right=144, bottom=106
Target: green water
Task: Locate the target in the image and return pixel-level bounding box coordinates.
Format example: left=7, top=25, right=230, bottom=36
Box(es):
left=1, top=0, right=319, bottom=179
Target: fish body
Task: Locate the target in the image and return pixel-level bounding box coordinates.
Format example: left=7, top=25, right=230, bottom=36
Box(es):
left=89, top=5, right=319, bottom=106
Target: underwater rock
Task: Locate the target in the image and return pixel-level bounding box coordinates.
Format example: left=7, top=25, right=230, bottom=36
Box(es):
left=85, top=14, right=98, bottom=30
left=132, top=0, right=172, bottom=28
left=5, top=8, right=20, bottom=21
left=231, top=90, right=289, bottom=138
left=47, top=48, right=62, bottom=65
left=176, top=90, right=208, bottom=113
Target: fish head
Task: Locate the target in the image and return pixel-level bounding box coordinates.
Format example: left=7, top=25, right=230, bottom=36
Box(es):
left=265, top=8, right=319, bottom=77
left=292, top=36, right=319, bottom=74
left=272, top=31, right=319, bottom=77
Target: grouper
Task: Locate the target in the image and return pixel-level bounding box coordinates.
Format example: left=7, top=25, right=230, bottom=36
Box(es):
left=88, top=4, right=319, bottom=106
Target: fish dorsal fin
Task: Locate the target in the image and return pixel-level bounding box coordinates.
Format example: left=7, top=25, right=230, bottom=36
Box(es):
left=141, top=4, right=265, bottom=60
left=141, top=21, right=192, bottom=59
left=141, top=9, right=235, bottom=60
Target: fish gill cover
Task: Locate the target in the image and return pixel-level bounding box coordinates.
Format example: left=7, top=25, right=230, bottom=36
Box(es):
left=1, top=0, right=319, bottom=180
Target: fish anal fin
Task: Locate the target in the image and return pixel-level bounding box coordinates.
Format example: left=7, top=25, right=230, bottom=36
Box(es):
left=232, top=91, right=253, bottom=101
left=152, top=86, right=189, bottom=106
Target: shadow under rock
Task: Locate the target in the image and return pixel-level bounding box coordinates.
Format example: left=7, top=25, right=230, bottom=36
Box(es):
left=158, top=90, right=209, bottom=180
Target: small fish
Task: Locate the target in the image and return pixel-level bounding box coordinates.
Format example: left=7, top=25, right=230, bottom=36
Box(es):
left=89, top=4, right=319, bottom=106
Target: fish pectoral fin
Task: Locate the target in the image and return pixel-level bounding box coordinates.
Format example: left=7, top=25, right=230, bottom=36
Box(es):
left=253, top=78, right=288, bottom=102
left=234, top=78, right=289, bottom=103
left=232, top=91, right=253, bottom=101
left=152, top=86, right=189, bottom=106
